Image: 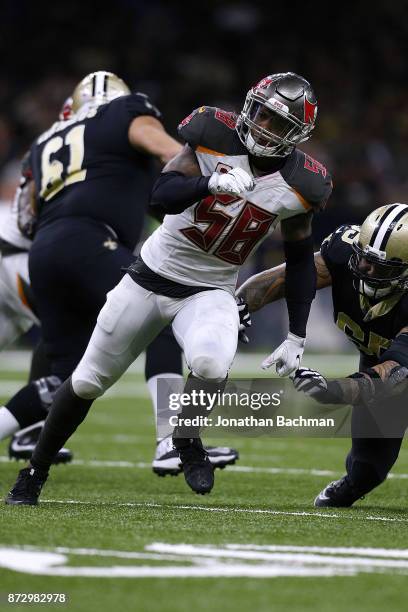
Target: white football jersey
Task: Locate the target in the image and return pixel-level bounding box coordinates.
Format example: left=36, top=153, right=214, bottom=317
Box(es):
left=142, top=155, right=306, bottom=294
left=141, top=106, right=331, bottom=294
left=0, top=196, right=31, bottom=250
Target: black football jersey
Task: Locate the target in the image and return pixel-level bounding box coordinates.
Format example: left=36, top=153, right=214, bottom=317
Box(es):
left=178, top=106, right=332, bottom=211
left=320, top=225, right=408, bottom=368
left=30, top=93, right=161, bottom=250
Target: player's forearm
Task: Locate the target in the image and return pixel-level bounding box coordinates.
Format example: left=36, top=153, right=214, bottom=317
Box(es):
left=150, top=171, right=211, bottom=214
left=237, top=264, right=286, bottom=312
left=327, top=362, right=407, bottom=406
left=133, top=125, right=182, bottom=164
left=237, top=252, right=332, bottom=312
left=284, top=235, right=316, bottom=338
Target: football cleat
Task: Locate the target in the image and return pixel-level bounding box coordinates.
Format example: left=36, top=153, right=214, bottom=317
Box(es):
left=5, top=467, right=48, bottom=506
left=152, top=436, right=239, bottom=477
left=173, top=437, right=214, bottom=495
left=8, top=422, right=73, bottom=465
left=314, top=475, right=364, bottom=508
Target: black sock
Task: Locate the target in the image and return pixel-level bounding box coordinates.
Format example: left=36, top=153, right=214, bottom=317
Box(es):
left=30, top=377, right=93, bottom=472
left=173, top=373, right=227, bottom=445
left=6, top=383, right=48, bottom=429
left=28, top=341, right=51, bottom=383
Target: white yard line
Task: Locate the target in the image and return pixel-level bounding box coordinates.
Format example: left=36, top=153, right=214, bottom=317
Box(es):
left=2, top=542, right=408, bottom=579
left=0, top=350, right=355, bottom=376
left=2, top=454, right=407, bottom=481
left=37, top=498, right=408, bottom=523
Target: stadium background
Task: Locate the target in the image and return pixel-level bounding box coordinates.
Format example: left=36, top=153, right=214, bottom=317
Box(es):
left=1, top=0, right=408, bottom=351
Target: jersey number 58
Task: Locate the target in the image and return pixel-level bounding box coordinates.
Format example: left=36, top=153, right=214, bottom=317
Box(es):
left=181, top=195, right=277, bottom=265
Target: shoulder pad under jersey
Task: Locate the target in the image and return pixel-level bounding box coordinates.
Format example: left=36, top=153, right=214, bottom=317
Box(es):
left=178, top=106, right=245, bottom=155
left=320, top=224, right=360, bottom=271
left=114, top=92, right=162, bottom=121
left=280, top=149, right=333, bottom=211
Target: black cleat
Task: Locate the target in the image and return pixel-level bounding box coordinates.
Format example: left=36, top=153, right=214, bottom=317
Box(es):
left=5, top=467, right=48, bottom=506
left=153, top=436, right=239, bottom=477
left=314, top=475, right=365, bottom=508
left=8, top=422, right=73, bottom=465
left=173, top=438, right=214, bottom=494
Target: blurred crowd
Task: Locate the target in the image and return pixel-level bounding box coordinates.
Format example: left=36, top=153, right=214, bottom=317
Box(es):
left=1, top=0, right=407, bottom=349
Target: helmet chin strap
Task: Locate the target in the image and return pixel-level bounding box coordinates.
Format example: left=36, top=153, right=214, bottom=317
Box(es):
left=245, top=132, right=291, bottom=158
left=245, top=133, right=276, bottom=157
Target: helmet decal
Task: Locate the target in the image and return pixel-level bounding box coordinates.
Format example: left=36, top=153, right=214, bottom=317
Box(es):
left=236, top=72, right=317, bottom=158
left=304, top=97, right=317, bottom=124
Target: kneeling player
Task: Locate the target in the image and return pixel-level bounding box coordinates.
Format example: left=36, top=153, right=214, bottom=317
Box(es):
left=238, top=204, right=408, bottom=507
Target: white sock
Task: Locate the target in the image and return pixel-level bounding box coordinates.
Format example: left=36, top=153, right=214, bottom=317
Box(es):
left=147, top=373, right=183, bottom=442
left=0, top=406, right=20, bottom=439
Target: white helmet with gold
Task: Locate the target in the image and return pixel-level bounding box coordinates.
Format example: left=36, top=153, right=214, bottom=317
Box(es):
left=71, top=71, right=130, bottom=113
left=349, top=203, right=408, bottom=299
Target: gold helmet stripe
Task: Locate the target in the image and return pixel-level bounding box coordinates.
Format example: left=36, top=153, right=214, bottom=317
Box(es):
left=371, top=203, right=408, bottom=250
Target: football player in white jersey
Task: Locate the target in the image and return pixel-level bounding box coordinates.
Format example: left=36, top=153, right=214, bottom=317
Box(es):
left=0, top=158, right=38, bottom=348
left=6, top=72, right=333, bottom=504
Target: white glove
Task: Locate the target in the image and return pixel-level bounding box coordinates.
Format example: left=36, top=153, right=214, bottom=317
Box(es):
left=261, top=332, right=305, bottom=377
left=208, top=167, right=254, bottom=197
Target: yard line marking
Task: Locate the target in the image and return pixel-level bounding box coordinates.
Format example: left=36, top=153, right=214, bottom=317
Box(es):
left=39, top=499, right=408, bottom=523
left=1, top=542, right=407, bottom=578
left=0, top=350, right=355, bottom=376
left=16, top=542, right=408, bottom=561
left=1, top=455, right=408, bottom=480
left=147, top=543, right=408, bottom=569
left=225, top=544, right=408, bottom=559
left=0, top=380, right=150, bottom=399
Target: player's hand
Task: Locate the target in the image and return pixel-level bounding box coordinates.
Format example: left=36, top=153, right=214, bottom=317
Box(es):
left=208, top=168, right=255, bottom=197
left=382, top=365, right=408, bottom=395
left=261, top=332, right=305, bottom=376
left=236, top=297, right=251, bottom=344
left=292, top=367, right=348, bottom=404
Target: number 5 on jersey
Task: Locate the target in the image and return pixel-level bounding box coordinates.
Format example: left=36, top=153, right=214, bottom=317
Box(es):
left=181, top=195, right=277, bottom=265
left=40, top=125, right=86, bottom=201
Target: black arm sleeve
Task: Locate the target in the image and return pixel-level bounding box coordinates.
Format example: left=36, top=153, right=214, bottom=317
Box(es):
left=284, top=235, right=316, bottom=337
left=150, top=171, right=211, bottom=214
left=379, top=333, right=408, bottom=368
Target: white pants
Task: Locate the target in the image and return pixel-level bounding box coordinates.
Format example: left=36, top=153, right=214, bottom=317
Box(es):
left=0, top=252, right=39, bottom=350
left=72, top=274, right=239, bottom=399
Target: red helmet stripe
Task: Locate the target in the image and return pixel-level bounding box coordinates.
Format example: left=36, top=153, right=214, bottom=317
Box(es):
left=304, top=98, right=316, bottom=124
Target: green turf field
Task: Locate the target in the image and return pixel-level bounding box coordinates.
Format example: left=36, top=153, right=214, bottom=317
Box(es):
left=0, top=352, right=407, bottom=612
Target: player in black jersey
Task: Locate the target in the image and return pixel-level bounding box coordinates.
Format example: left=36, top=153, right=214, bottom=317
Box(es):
left=238, top=203, right=408, bottom=507
left=0, top=72, right=183, bottom=453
